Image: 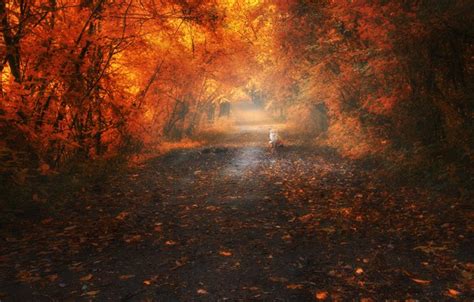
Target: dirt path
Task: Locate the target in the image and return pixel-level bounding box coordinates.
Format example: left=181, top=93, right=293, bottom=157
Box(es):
left=0, top=121, right=472, bottom=301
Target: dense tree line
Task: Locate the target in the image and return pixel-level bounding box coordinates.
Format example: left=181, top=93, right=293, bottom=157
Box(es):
left=268, top=0, right=473, bottom=160
left=1, top=0, right=472, bottom=188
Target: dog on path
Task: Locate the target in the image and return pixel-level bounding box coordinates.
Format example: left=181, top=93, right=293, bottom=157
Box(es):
left=269, top=129, right=283, bottom=153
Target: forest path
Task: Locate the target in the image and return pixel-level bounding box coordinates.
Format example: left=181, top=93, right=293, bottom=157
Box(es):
left=0, top=117, right=472, bottom=301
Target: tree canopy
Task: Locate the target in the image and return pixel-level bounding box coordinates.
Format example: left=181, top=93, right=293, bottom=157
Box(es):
left=1, top=0, right=472, bottom=170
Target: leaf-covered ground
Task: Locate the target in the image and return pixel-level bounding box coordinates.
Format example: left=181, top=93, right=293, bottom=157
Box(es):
left=0, top=124, right=472, bottom=301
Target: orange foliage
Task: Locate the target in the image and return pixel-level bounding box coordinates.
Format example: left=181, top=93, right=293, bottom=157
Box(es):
left=0, top=0, right=471, bottom=172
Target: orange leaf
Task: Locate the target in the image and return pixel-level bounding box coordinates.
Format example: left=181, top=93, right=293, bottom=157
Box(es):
left=84, top=290, right=99, bottom=296
left=411, top=278, right=430, bottom=285
left=41, top=218, right=53, bottom=225
left=219, top=251, right=232, bottom=257
left=80, top=274, right=93, bottom=281
left=115, top=211, right=129, bottom=220
left=124, top=234, right=142, bottom=243
left=315, top=291, right=328, bottom=300
left=143, top=275, right=158, bottom=285
left=298, top=213, right=315, bottom=223
left=286, top=284, right=304, bottom=289
left=446, top=288, right=461, bottom=297
left=46, top=274, right=59, bottom=282
left=119, top=274, right=135, bottom=280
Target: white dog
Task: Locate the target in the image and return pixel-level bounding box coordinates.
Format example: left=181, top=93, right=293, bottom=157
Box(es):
left=269, top=129, right=278, bottom=152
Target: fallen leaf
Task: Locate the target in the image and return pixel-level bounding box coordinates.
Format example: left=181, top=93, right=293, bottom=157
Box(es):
left=219, top=251, right=232, bottom=257
left=124, top=234, right=142, bottom=243
left=115, top=211, right=129, bottom=220
left=46, top=274, right=59, bottom=282
left=143, top=275, right=159, bottom=285
left=446, top=288, right=461, bottom=297
left=197, top=288, right=208, bottom=294
left=298, top=213, right=315, bottom=223
left=165, top=240, right=177, bottom=246
left=269, top=276, right=288, bottom=283
left=413, top=245, right=447, bottom=254
left=286, top=284, right=304, bottom=289
left=355, top=268, right=364, bottom=275
left=206, top=205, right=218, bottom=211
left=32, top=193, right=40, bottom=202
left=119, top=274, right=135, bottom=280
left=411, top=278, right=431, bottom=285
left=39, top=163, right=50, bottom=175
left=319, top=226, right=336, bottom=234
left=249, top=286, right=259, bottom=291
left=315, top=291, right=328, bottom=300
left=461, top=270, right=472, bottom=280
left=41, top=218, right=53, bottom=225
left=84, top=290, right=99, bottom=296
left=80, top=274, right=93, bottom=281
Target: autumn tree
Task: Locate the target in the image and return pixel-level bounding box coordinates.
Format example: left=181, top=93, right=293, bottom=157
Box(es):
left=267, top=0, right=473, bottom=158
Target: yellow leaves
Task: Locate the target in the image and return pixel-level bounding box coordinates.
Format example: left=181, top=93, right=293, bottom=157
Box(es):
left=80, top=274, right=93, bottom=282
left=219, top=250, right=232, bottom=257
left=314, top=291, right=328, bottom=300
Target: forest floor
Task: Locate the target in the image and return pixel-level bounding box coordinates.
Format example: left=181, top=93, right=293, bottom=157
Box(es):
left=0, top=117, right=473, bottom=301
